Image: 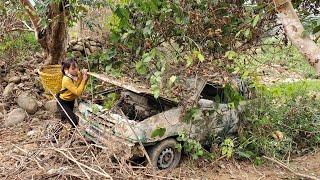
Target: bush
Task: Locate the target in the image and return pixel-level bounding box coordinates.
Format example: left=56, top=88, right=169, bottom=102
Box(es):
left=0, top=32, right=40, bottom=60
left=237, top=80, right=320, bottom=160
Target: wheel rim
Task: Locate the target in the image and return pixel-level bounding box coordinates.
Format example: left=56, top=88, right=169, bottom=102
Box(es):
left=157, top=147, right=175, bottom=169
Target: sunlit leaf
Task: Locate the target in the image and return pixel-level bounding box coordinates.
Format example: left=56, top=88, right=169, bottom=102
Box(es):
left=151, top=127, right=166, bottom=138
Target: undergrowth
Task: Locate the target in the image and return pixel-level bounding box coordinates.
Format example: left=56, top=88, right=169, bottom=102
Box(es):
left=237, top=80, right=320, bottom=161
left=0, top=32, right=40, bottom=63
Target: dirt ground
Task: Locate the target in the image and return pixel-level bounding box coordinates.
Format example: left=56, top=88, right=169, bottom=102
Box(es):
left=0, top=99, right=319, bottom=179
left=175, top=152, right=320, bottom=179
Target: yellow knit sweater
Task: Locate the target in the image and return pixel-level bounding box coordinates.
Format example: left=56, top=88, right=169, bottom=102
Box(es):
left=59, top=72, right=86, bottom=101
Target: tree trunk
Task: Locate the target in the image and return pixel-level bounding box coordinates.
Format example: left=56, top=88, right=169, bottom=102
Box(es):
left=273, top=0, right=320, bottom=74
left=20, top=0, right=67, bottom=65
left=43, top=2, right=67, bottom=65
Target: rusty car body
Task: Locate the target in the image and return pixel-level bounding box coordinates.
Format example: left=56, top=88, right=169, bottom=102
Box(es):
left=77, top=72, right=245, bottom=169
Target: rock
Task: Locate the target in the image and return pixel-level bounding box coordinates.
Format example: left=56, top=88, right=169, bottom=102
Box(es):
left=73, top=51, right=82, bottom=57
left=44, top=100, right=58, bottom=113
left=88, top=45, right=98, bottom=53
left=34, top=77, right=44, bottom=91
left=35, top=52, right=42, bottom=58
left=96, top=42, right=103, bottom=47
left=3, top=76, right=9, bottom=82
left=84, top=42, right=90, bottom=48
left=5, top=108, right=26, bottom=127
left=17, top=93, right=38, bottom=114
left=69, top=39, right=77, bottom=45
left=78, top=40, right=85, bottom=46
left=36, top=57, right=43, bottom=63
left=84, top=48, right=91, bottom=55
left=72, top=44, right=84, bottom=51
left=0, top=103, right=6, bottom=113
left=21, top=75, right=29, bottom=81
left=17, top=66, right=27, bottom=73
left=93, top=46, right=99, bottom=52
left=37, top=101, right=43, bottom=107
left=9, top=76, right=21, bottom=83
left=27, top=130, right=38, bottom=136
left=89, top=41, right=97, bottom=46
left=3, top=83, right=14, bottom=97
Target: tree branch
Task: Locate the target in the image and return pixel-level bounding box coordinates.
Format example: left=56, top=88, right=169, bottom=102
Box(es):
left=263, top=156, right=319, bottom=180
left=20, top=20, right=34, bottom=31
left=19, top=0, right=41, bottom=35
left=273, top=0, right=320, bottom=74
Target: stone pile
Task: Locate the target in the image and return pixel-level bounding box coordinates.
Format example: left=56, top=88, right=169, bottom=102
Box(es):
left=67, top=37, right=104, bottom=57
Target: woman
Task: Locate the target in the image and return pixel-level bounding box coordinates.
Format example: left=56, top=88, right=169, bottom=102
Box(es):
left=56, top=57, right=88, bottom=129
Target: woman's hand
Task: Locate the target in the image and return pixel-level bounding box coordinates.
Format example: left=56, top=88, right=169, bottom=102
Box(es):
left=81, top=69, right=88, bottom=74
left=82, top=70, right=88, bottom=81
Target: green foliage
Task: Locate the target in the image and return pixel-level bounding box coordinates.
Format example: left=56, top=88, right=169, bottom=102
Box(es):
left=237, top=80, right=320, bottom=160
left=103, top=92, right=120, bottom=110
left=91, top=104, right=101, bottom=115
left=177, top=133, right=212, bottom=160
left=150, top=71, right=161, bottom=99
left=221, top=138, right=235, bottom=159
left=234, top=38, right=316, bottom=79
left=183, top=107, right=201, bottom=124
left=0, top=32, right=39, bottom=55
left=0, top=32, right=40, bottom=59
left=151, top=127, right=166, bottom=138
left=100, top=0, right=274, bottom=97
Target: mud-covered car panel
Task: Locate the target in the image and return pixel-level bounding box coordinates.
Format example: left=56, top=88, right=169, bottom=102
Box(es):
left=77, top=73, right=245, bottom=158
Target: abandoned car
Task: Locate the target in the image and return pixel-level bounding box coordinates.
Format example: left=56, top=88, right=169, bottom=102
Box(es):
left=76, top=72, right=247, bottom=169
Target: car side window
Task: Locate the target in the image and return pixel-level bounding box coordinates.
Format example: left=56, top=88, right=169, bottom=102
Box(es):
left=199, top=83, right=226, bottom=103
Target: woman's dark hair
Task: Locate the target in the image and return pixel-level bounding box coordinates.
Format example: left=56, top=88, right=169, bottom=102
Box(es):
left=61, top=57, right=78, bottom=75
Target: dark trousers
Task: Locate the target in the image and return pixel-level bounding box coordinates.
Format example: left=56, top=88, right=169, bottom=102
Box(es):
left=56, top=95, right=79, bottom=128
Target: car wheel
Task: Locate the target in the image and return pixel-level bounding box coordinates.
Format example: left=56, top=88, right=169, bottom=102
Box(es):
left=148, top=138, right=181, bottom=169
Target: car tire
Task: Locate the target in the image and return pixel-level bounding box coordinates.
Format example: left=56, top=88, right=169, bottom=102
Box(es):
left=147, top=138, right=181, bottom=170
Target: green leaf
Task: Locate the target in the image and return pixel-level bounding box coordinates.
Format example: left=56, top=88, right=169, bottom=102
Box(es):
left=185, top=55, right=193, bottom=67
left=151, top=127, right=166, bottom=138
left=197, top=53, right=205, bottom=62
left=252, top=14, right=260, bottom=28
left=301, top=30, right=309, bottom=38
left=152, top=87, right=160, bottom=98
left=143, top=20, right=153, bottom=35
left=111, top=69, right=122, bottom=77
left=175, top=143, right=182, bottom=152
left=313, top=25, right=320, bottom=34
left=225, top=51, right=238, bottom=60
left=105, top=65, right=112, bottom=72
left=168, top=75, right=177, bottom=87
left=235, top=30, right=242, bottom=38
left=236, top=150, right=253, bottom=159
left=191, top=154, right=199, bottom=160
left=135, top=61, right=148, bottom=75
left=143, top=55, right=152, bottom=63
left=244, top=29, right=251, bottom=39
left=196, top=150, right=204, bottom=156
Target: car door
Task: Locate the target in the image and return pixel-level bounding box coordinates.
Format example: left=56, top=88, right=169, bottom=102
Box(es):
left=197, top=83, right=240, bottom=138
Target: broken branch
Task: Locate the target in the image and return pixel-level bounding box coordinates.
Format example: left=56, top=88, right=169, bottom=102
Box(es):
left=52, top=148, right=112, bottom=179
left=263, top=156, right=319, bottom=180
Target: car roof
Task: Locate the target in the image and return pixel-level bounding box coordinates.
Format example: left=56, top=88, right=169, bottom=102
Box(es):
left=88, top=72, right=207, bottom=103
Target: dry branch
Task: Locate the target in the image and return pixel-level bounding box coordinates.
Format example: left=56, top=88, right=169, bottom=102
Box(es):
left=263, top=156, right=319, bottom=180
left=52, top=148, right=112, bottom=179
